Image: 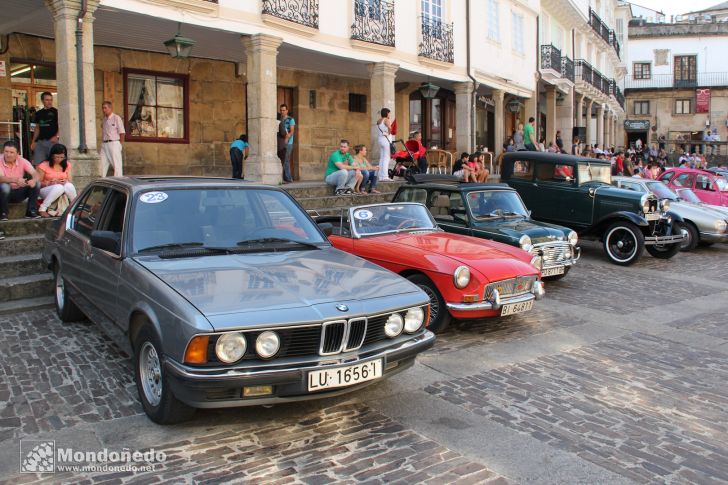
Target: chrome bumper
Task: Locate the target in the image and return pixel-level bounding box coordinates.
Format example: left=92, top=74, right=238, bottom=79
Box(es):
left=700, top=231, right=728, bottom=242
left=446, top=281, right=545, bottom=312
left=644, top=233, right=687, bottom=246
left=531, top=243, right=581, bottom=270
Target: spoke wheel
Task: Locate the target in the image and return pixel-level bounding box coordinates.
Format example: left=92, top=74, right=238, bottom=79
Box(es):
left=603, top=221, right=644, bottom=266
left=406, top=274, right=451, bottom=333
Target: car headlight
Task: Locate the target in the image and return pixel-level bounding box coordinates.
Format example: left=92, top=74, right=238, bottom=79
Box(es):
left=715, top=220, right=728, bottom=233
left=255, top=331, right=280, bottom=359
left=215, top=332, right=247, bottom=363
left=530, top=255, right=543, bottom=270
left=567, top=230, right=578, bottom=246
left=384, top=313, right=404, bottom=337
left=404, top=307, right=425, bottom=333
left=453, top=266, right=470, bottom=289
left=660, top=199, right=670, bottom=212
left=640, top=194, right=651, bottom=214
left=519, top=235, right=533, bottom=252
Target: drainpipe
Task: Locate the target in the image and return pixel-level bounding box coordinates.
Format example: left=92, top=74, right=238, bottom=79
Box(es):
left=535, top=15, right=541, bottom=138
left=75, top=0, right=88, bottom=153
left=466, top=0, right=478, bottom=151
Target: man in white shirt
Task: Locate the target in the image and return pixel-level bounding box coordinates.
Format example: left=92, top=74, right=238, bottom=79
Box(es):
left=100, top=101, right=126, bottom=176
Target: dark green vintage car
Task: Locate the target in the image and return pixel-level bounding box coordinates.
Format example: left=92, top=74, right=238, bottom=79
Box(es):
left=393, top=180, right=580, bottom=279
left=500, top=152, right=685, bottom=265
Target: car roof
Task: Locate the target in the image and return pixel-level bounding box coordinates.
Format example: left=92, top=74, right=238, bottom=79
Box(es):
left=664, top=167, right=716, bottom=176
left=402, top=182, right=515, bottom=192
left=90, top=176, right=277, bottom=194
left=501, top=151, right=610, bottom=166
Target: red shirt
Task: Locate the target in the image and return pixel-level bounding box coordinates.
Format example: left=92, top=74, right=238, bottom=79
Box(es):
left=616, top=156, right=624, bottom=173
left=0, top=155, right=34, bottom=189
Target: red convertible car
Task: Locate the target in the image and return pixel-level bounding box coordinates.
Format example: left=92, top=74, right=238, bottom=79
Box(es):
left=317, top=203, right=545, bottom=333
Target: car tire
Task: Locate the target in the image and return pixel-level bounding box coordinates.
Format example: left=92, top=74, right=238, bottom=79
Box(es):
left=645, top=239, right=682, bottom=259
left=133, top=325, right=195, bottom=425
left=602, top=221, right=644, bottom=266
left=677, top=221, right=699, bottom=252
left=53, top=262, right=85, bottom=322
left=543, top=266, right=570, bottom=281
left=406, top=274, right=451, bottom=333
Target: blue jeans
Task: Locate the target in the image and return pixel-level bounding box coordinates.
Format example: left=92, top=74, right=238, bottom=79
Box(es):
left=360, top=170, right=378, bottom=191
left=0, top=183, right=40, bottom=216
left=325, top=169, right=356, bottom=191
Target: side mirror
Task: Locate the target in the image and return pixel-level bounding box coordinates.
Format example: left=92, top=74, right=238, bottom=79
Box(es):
left=317, top=222, right=333, bottom=237
left=90, top=230, right=120, bottom=254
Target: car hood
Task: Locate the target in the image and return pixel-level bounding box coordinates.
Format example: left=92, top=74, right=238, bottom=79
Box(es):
left=671, top=200, right=728, bottom=221
left=134, top=248, right=421, bottom=320
left=471, top=217, right=567, bottom=245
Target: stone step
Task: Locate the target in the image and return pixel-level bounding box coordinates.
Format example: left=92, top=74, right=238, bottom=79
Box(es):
left=0, top=254, right=45, bottom=278
left=296, top=192, right=394, bottom=210
left=0, top=296, right=54, bottom=315
left=283, top=180, right=405, bottom=199
left=0, top=217, right=56, bottom=237
left=0, top=272, right=54, bottom=302
left=1, top=235, right=46, bottom=257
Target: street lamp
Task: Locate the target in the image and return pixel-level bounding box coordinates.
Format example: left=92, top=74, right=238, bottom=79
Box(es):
left=163, top=23, right=196, bottom=59
left=419, top=81, right=440, bottom=99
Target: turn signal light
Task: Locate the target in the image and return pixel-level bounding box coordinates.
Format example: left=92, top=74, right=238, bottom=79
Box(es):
left=184, top=335, right=209, bottom=364
left=243, top=385, right=273, bottom=397
left=462, top=294, right=480, bottom=303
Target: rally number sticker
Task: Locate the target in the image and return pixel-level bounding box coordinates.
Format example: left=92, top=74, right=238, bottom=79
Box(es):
left=353, top=209, right=373, bottom=220
left=140, top=192, right=168, bottom=204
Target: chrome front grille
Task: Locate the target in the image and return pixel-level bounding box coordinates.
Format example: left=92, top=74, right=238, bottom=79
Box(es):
left=484, top=276, right=538, bottom=300
left=531, top=241, right=572, bottom=268
left=320, top=318, right=369, bottom=355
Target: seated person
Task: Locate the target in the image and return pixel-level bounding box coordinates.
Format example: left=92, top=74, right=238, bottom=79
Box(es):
left=476, top=153, right=489, bottom=182
left=0, top=140, right=41, bottom=220
left=554, top=164, right=574, bottom=180
left=408, top=131, right=428, bottom=173
left=452, top=152, right=469, bottom=180
left=324, top=139, right=357, bottom=195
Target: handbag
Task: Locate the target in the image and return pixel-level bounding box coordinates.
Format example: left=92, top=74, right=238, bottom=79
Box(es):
left=378, top=123, right=396, bottom=155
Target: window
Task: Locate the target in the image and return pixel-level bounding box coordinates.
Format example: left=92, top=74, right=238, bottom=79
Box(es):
left=355, top=0, right=382, bottom=20
left=421, top=0, right=443, bottom=21
left=510, top=160, right=533, bottom=179
left=674, top=55, right=697, bottom=85
left=536, top=163, right=574, bottom=183
left=395, top=188, right=427, bottom=204
left=95, top=190, right=128, bottom=255
left=552, top=26, right=564, bottom=50
left=615, top=18, right=624, bottom=46
left=675, top=99, right=691, bottom=114
left=619, top=181, right=644, bottom=192
left=695, top=174, right=715, bottom=191
left=673, top=173, right=695, bottom=188
left=512, top=12, right=524, bottom=53
left=73, top=186, right=109, bottom=237
left=124, top=69, right=188, bottom=143
left=633, top=62, right=651, bottom=80
left=633, top=101, right=650, bottom=115
left=487, top=0, right=500, bottom=42
left=348, top=93, right=367, bottom=113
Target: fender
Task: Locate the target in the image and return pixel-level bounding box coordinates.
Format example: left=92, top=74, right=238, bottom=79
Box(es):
left=126, top=301, right=163, bottom=353
left=593, top=211, right=649, bottom=231
left=665, top=210, right=684, bottom=224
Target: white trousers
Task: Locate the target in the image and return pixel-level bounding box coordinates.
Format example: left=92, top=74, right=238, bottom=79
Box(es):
left=100, top=141, right=123, bottom=176
left=378, top=136, right=391, bottom=180
left=39, top=183, right=77, bottom=211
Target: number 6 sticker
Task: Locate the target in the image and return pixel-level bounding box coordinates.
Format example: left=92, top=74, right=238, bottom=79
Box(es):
left=140, top=192, right=168, bottom=204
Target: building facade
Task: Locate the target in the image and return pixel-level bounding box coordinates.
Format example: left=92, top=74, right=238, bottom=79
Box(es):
left=622, top=17, right=728, bottom=155
left=1, top=0, right=628, bottom=187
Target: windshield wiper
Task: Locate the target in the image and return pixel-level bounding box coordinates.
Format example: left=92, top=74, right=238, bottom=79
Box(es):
left=138, top=242, right=204, bottom=253
left=236, top=237, right=321, bottom=250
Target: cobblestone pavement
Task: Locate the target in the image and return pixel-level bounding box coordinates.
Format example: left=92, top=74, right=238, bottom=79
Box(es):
left=1, top=240, right=727, bottom=484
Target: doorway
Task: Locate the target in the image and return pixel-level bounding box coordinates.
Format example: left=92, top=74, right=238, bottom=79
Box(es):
left=10, top=60, right=57, bottom=158
left=626, top=131, right=648, bottom=150
left=277, top=86, right=298, bottom=180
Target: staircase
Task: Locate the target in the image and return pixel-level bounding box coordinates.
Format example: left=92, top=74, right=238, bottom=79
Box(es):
left=0, top=181, right=403, bottom=315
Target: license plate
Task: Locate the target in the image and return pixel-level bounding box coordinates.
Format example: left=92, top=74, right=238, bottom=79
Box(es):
left=501, top=299, right=534, bottom=316
left=542, top=266, right=565, bottom=277
left=308, top=359, right=383, bottom=392
left=645, top=212, right=660, bottom=221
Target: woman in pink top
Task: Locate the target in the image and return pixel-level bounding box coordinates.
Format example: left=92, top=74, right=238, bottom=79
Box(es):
left=36, top=144, right=77, bottom=218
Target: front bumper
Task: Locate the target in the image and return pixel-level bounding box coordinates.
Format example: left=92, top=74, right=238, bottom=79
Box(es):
left=699, top=231, right=728, bottom=243
left=446, top=281, right=545, bottom=313
left=531, top=242, right=581, bottom=270
left=644, top=233, right=687, bottom=246
left=163, top=330, right=435, bottom=408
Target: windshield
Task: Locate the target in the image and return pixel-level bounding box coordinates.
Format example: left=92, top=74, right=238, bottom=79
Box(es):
left=716, top=176, right=728, bottom=191
left=351, top=204, right=437, bottom=236
left=645, top=181, right=678, bottom=201
left=466, top=190, right=529, bottom=219
left=131, top=188, right=326, bottom=253
left=676, top=188, right=702, bottom=203
left=577, top=164, right=611, bottom=185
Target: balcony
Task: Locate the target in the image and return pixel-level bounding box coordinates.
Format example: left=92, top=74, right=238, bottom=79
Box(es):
left=575, top=59, right=594, bottom=86
left=616, top=87, right=625, bottom=109
left=351, top=0, right=395, bottom=47
left=561, top=56, right=574, bottom=83
left=540, top=45, right=561, bottom=72
left=419, top=16, right=454, bottom=64
left=262, top=0, right=319, bottom=29
left=588, top=8, right=621, bottom=60
left=623, top=72, right=728, bottom=90
left=608, top=31, right=621, bottom=59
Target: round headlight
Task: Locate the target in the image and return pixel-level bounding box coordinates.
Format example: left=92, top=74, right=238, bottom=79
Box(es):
left=640, top=194, right=651, bottom=214
left=255, top=331, right=280, bottom=358
left=404, top=307, right=425, bottom=333
left=715, top=220, right=728, bottom=233
left=567, top=230, right=578, bottom=246
left=660, top=199, right=670, bottom=212
left=215, top=332, right=246, bottom=363
left=453, top=266, right=471, bottom=289
left=530, top=255, right=543, bottom=270
left=384, top=313, right=404, bottom=338
left=519, top=235, right=533, bottom=252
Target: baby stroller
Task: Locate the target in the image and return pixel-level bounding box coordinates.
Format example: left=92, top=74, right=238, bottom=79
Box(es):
left=388, top=139, right=422, bottom=181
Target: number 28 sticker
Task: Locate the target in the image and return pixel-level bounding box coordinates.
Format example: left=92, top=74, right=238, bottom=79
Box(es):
left=140, top=192, right=168, bottom=204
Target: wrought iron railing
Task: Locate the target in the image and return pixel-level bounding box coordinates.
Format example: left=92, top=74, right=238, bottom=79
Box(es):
left=616, top=87, right=625, bottom=109
left=262, top=0, right=319, bottom=29
left=608, top=78, right=616, bottom=97
left=589, top=8, right=621, bottom=59
left=540, top=44, right=561, bottom=72
left=608, top=31, right=621, bottom=59
left=575, top=59, right=593, bottom=86
left=351, top=0, right=395, bottom=46
left=419, top=16, right=454, bottom=63
left=622, top=72, right=728, bottom=89
left=561, top=56, right=574, bottom=83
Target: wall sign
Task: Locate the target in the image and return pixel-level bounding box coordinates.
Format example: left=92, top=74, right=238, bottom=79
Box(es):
left=624, top=120, right=650, bottom=131
left=696, top=89, right=710, bottom=114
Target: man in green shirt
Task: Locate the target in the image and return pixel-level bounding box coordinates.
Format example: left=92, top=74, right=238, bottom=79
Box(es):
left=324, top=139, right=358, bottom=195
left=524, top=117, right=537, bottom=151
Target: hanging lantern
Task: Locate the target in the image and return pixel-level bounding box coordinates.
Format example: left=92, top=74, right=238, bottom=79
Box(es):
left=164, top=23, right=196, bottom=59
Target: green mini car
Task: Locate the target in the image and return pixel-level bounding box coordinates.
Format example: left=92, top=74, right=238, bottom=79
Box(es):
left=500, top=152, right=685, bottom=266
left=393, top=178, right=580, bottom=280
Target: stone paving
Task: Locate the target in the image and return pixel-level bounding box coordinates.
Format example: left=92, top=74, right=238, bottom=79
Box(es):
left=0, top=241, right=727, bottom=483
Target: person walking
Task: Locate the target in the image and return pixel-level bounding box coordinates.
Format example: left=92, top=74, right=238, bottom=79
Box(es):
left=0, top=140, right=41, bottom=220
left=572, top=137, right=580, bottom=155
left=277, top=104, right=295, bottom=183
left=100, top=101, right=126, bottom=176
left=376, top=108, right=393, bottom=181
left=555, top=130, right=564, bottom=153
left=36, top=143, right=77, bottom=218
left=524, top=117, right=537, bottom=151
left=31, top=92, right=59, bottom=166
left=229, top=134, right=249, bottom=179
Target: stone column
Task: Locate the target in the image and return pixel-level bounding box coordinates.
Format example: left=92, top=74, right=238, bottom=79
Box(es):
left=454, top=81, right=474, bottom=154
left=615, top=117, right=621, bottom=148
left=45, top=0, right=100, bottom=191
left=493, top=89, right=505, bottom=156
left=596, top=104, right=604, bottom=150
left=368, top=62, right=398, bottom=162
left=557, top=89, right=574, bottom=152
left=608, top=113, right=614, bottom=149
left=242, top=34, right=283, bottom=184
left=544, top=85, right=556, bottom=145
left=524, top=95, right=537, bottom=128
left=575, top=93, right=584, bottom=129
left=584, top=98, right=594, bottom=148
